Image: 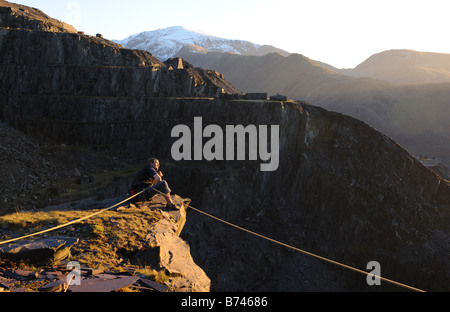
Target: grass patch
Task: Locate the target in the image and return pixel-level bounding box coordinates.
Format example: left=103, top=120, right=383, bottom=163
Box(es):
left=134, top=266, right=171, bottom=285
left=0, top=202, right=164, bottom=274
left=58, top=165, right=140, bottom=202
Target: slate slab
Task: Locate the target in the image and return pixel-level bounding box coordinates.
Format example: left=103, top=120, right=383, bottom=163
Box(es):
left=138, top=278, right=169, bottom=292
left=39, top=280, right=68, bottom=292
left=93, top=273, right=118, bottom=280
left=14, top=269, right=39, bottom=279
left=0, top=237, right=79, bottom=266
left=0, top=277, right=11, bottom=290
left=69, top=276, right=139, bottom=292
left=87, top=268, right=104, bottom=276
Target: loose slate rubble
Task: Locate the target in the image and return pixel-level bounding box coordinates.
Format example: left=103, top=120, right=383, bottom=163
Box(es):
left=139, top=277, right=169, bottom=292
left=0, top=260, right=169, bottom=292
left=0, top=196, right=204, bottom=292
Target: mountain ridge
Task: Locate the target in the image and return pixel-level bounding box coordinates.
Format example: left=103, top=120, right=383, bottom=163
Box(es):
left=114, top=25, right=291, bottom=61
left=339, top=49, right=450, bottom=84
left=116, top=26, right=450, bottom=83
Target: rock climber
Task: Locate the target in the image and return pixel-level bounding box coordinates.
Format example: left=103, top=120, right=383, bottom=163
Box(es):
left=129, top=157, right=178, bottom=209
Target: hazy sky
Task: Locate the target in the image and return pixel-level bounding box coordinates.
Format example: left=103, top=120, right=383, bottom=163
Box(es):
left=11, top=0, right=450, bottom=68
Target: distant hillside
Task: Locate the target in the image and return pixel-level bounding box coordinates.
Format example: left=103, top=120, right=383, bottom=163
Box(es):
left=176, top=51, right=346, bottom=96
left=179, top=51, right=450, bottom=169
left=308, top=79, right=450, bottom=170
left=339, top=49, right=450, bottom=84
left=115, top=26, right=290, bottom=62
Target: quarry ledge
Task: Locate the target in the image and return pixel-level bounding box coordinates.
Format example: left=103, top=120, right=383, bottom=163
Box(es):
left=130, top=194, right=211, bottom=292
left=0, top=194, right=211, bottom=292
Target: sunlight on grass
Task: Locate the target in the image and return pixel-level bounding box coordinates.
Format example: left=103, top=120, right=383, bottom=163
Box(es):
left=0, top=203, right=164, bottom=274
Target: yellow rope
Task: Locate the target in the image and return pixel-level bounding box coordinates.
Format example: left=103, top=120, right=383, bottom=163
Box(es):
left=0, top=188, right=148, bottom=246
left=186, top=203, right=426, bottom=292
left=157, top=188, right=426, bottom=292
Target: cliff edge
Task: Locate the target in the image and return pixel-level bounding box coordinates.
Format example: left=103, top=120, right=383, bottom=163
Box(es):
left=0, top=194, right=210, bottom=292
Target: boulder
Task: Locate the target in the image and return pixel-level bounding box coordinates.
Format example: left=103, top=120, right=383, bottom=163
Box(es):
left=133, top=199, right=210, bottom=292
left=0, top=236, right=79, bottom=266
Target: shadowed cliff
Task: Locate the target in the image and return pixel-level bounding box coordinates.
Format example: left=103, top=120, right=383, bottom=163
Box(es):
left=3, top=94, right=449, bottom=291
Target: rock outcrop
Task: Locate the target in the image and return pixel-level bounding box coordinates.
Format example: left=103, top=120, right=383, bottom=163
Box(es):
left=131, top=196, right=211, bottom=292
left=0, top=236, right=79, bottom=266
left=0, top=0, right=77, bottom=33
left=0, top=28, right=240, bottom=99
left=0, top=195, right=210, bottom=292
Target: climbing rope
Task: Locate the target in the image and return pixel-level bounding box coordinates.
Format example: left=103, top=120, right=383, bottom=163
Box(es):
left=0, top=187, right=149, bottom=246
left=149, top=188, right=426, bottom=292
left=0, top=185, right=426, bottom=292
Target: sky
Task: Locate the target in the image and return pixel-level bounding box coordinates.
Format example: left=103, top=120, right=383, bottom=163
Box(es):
left=10, top=0, right=450, bottom=68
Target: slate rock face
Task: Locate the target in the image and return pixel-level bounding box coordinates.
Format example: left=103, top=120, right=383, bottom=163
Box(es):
left=132, top=198, right=211, bottom=292
left=0, top=0, right=77, bottom=33
left=2, top=95, right=449, bottom=291
left=179, top=101, right=450, bottom=292
left=0, top=28, right=240, bottom=98
left=0, top=237, right=79, bottom=266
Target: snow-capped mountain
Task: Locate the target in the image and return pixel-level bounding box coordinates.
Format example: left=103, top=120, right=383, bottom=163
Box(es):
left=115, top=26, right=289, bottom=61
